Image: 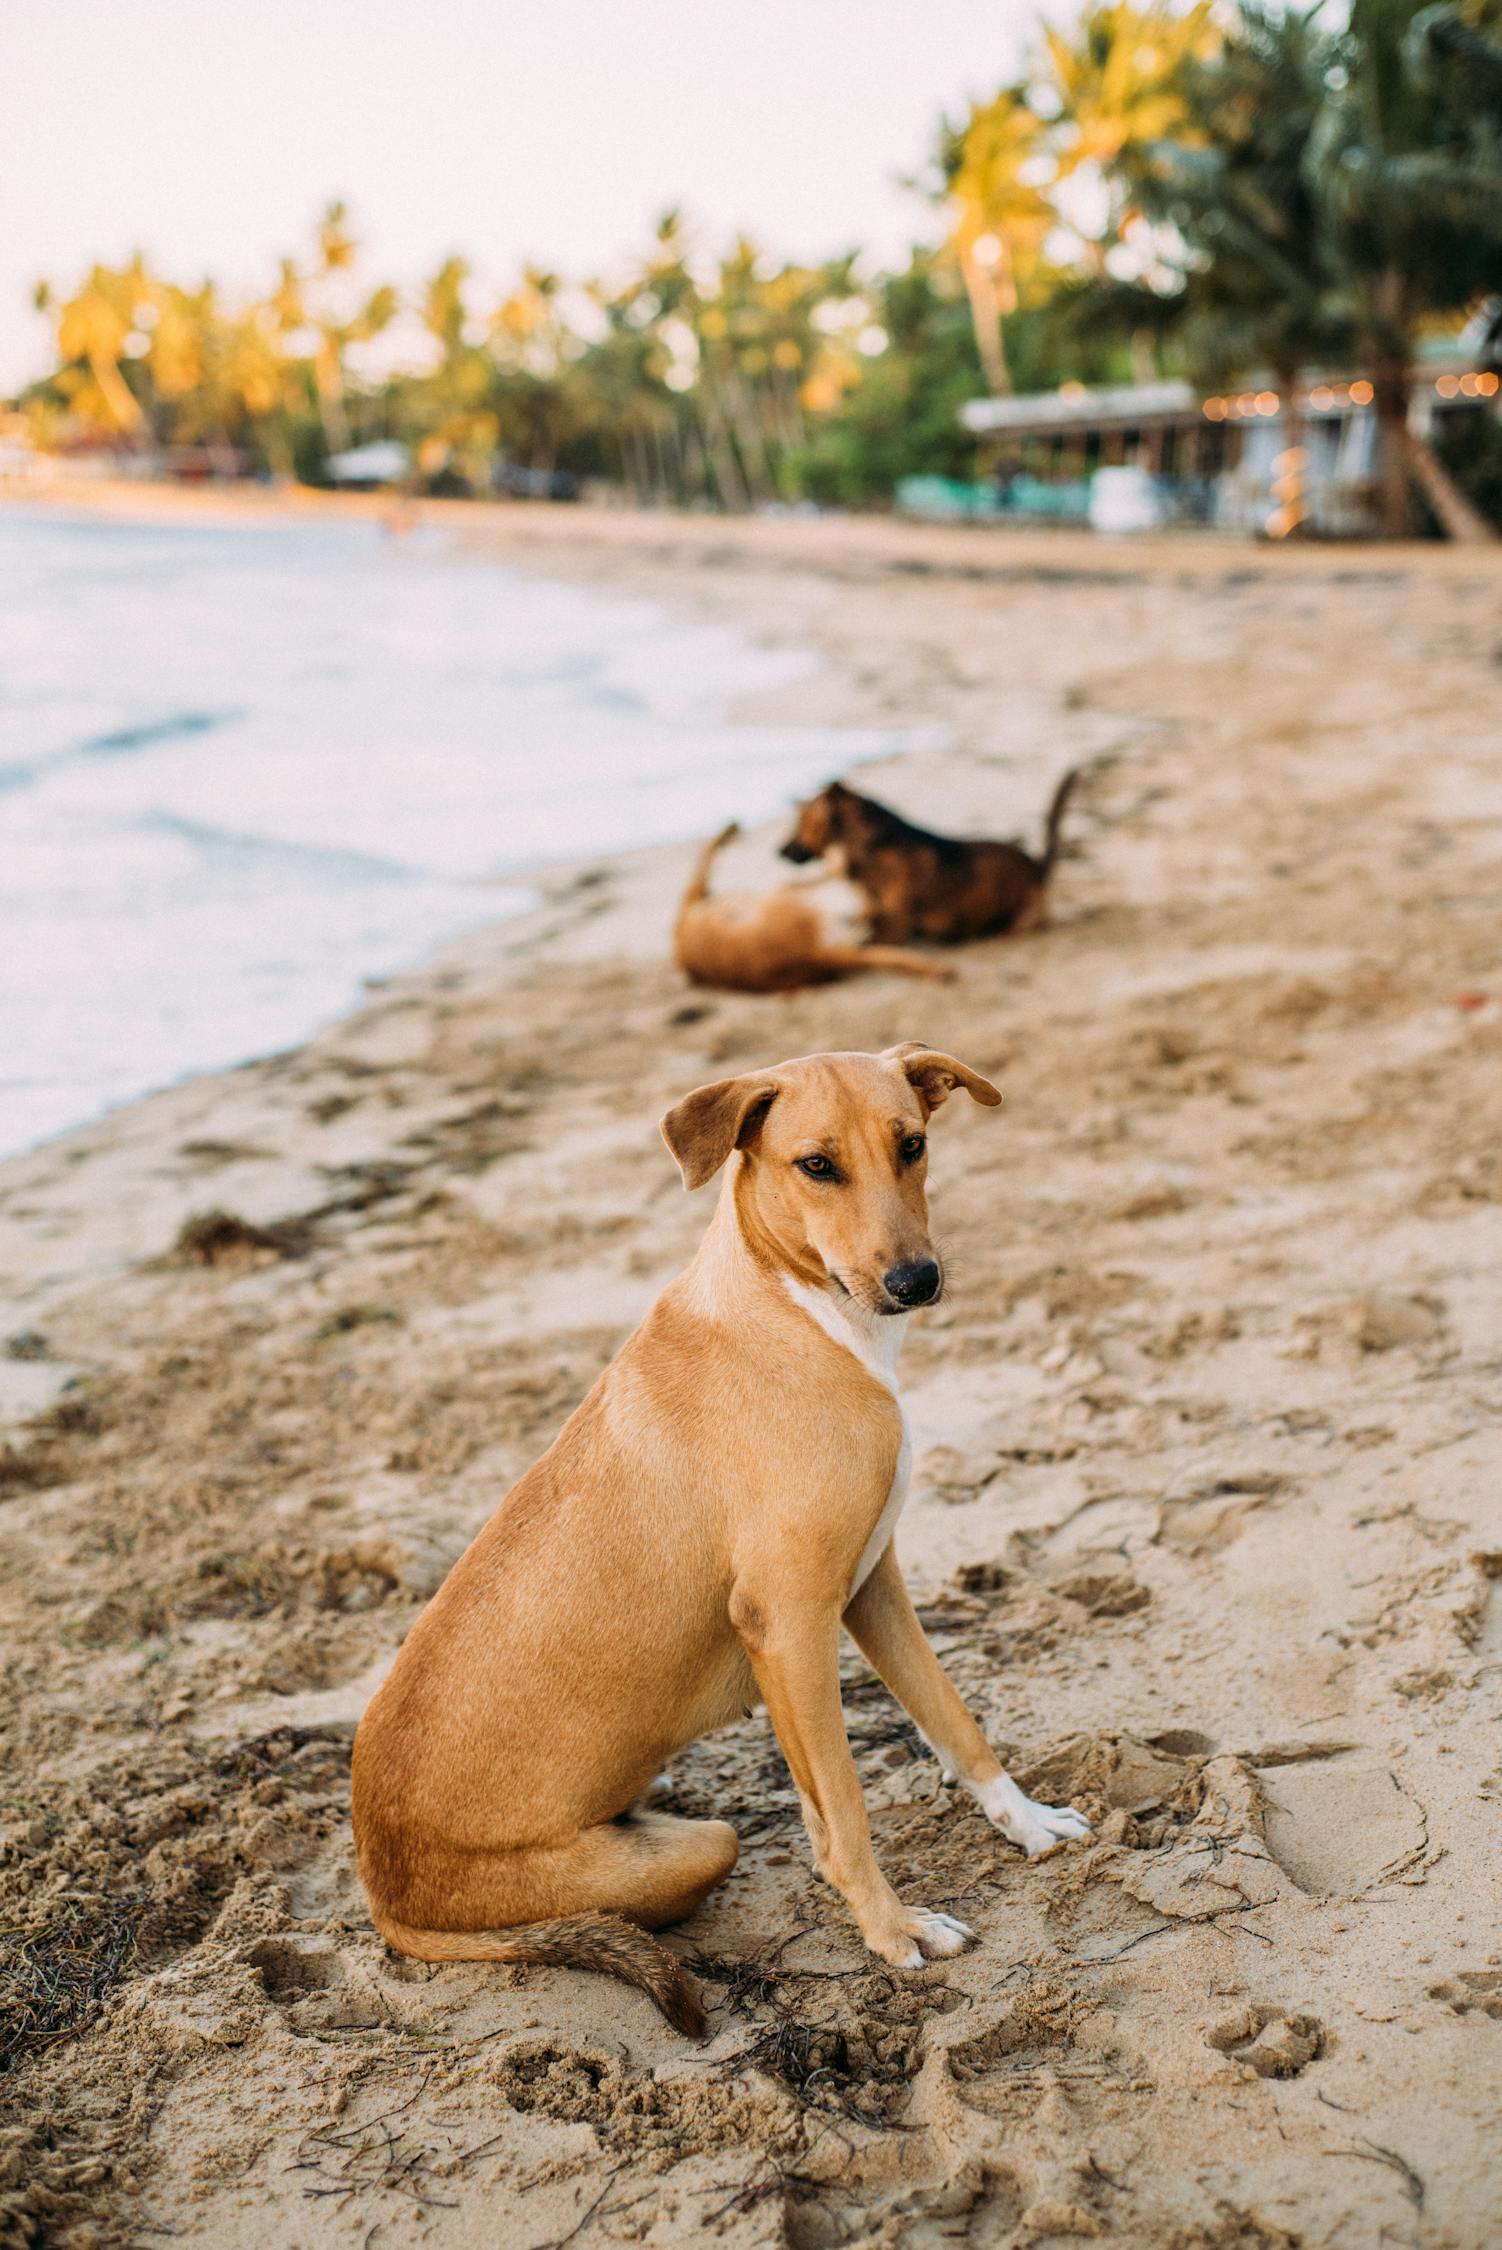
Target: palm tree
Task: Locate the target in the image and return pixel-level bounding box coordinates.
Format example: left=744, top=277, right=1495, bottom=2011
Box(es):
left=295, top=200, right=396, bottom=458
left=37, top=260, right=152, bottom=436
left=422, top=256, right=471, bottom=365
left=1043, top=0, right=1220, bottom=238
left=1308, top=0, right=1502, bottom=538
left=1087, top=1, right=1344, bottom=531
left=942, top=88, right=1054, bottom=393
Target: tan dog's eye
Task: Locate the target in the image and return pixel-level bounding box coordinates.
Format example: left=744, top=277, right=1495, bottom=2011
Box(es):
left=797, top=1153, right=838, bottom=1181
left=900, top=1134, right=926, bottom=1164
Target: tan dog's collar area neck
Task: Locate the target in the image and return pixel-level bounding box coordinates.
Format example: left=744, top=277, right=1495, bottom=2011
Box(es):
left=781, top=1271, right=906, bottom=1394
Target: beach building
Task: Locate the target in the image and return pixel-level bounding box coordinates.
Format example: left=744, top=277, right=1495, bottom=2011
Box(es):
left=932, top=325, right=1500, bottom=536
left=326, top=440, right=412, bottom=488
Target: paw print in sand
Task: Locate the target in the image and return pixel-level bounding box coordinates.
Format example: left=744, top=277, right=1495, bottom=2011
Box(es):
left=1205, top=2003, right=1324, bottom=2078
left=1428, top=1969, right=1502, bottom=2020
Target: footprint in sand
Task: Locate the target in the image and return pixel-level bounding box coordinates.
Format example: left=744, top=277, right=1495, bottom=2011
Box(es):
left=244, top=1935, right=344, bottom=2005
left=1428, top=1970, right=1502, bottom=2021
left=1205, top=2004, right=1325, bottom=2078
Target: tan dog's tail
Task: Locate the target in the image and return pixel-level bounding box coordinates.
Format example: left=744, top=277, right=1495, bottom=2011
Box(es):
left=1039, top=765, right=1081, bottom=878
left=373, top=1909, right=705, bottom=2037
left=679, top=822, right=741, bottom=909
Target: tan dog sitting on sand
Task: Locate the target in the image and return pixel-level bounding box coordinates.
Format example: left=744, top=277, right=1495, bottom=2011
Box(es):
left=673, top=823, right=952, bottom=993
left=351, top=1045, right=1090, bottom=2034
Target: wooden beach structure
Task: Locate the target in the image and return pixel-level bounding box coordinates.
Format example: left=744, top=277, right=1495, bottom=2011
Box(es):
left=947, top=335, right=1500, bottom=537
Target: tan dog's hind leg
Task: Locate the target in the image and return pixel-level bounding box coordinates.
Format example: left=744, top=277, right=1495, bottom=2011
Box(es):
left=844, top=1546, right=1091, bottom=1856
left=816, top=943, right=954, bottom=982
left=735, top=1595, right=975, bottom=1967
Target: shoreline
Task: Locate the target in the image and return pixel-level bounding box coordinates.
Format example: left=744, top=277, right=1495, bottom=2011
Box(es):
left=0, top=491, right=919, bottom=1165
left=3, top=494, right=1501, bottom=2249
left=9, top=466, right=1489, bottom=575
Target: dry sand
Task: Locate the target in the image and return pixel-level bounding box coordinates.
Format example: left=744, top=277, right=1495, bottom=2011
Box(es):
left=2, top=498, right=1501, bottom=2250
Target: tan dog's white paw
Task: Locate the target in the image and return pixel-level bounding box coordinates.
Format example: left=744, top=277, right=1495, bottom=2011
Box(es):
left=873, top=1908, right=977, bottom=1968
left=974, top=1773, right=1092, bottom=1858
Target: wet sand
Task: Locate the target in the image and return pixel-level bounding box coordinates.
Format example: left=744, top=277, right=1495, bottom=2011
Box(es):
left=3, top=495, right=1501, bottom=2249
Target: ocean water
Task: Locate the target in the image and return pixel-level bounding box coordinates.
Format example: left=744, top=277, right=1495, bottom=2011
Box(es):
left=0, top=504, right=904, bottom=1158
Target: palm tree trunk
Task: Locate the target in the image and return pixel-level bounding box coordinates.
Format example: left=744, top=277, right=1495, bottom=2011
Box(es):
left=723, top=368, right=774, bottom=503
left=697, top=393, right=749, bottom=512
left=773, top=368, right=806, bottom=454
left=265, top=420, right=295, bottom=482
left=1370, top=355, right=1496, bottom=543
left=681, top=424, right=708, bottom=504
left=1276, top=365, right=1308, bottom=539
left=1372, top=360, right=1412, bottom=540
left=314, top=335, right=350, bottom=456
left=90, top=349, right=144, bottom=435
left=960, top=245, right=1010, bottom=397
left=1400, top=426, right=1497, bottom=545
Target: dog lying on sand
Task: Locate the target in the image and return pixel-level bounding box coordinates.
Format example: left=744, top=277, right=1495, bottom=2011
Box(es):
left=781, top=770, right=1081, bottom=943
left=352, top=1045, right=1091, bottom=2034
left=673, top=823, right=951, bottom=992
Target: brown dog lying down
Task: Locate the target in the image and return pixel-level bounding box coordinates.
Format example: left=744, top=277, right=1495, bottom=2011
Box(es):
left=673, top=823, right=951, bottom=993
left=351, top=1046, right=1090, bottom=2034
left=780, top=768, right=1081, bottom=944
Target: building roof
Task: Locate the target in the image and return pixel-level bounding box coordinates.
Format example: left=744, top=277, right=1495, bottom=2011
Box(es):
left=961, top=381, right=1196, bottom=436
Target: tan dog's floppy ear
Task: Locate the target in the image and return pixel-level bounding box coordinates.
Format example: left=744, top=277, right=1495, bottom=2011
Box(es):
left=660, top=1074, right=780, bottom=1190
left=884, top=1042, right=1002, bottom=1117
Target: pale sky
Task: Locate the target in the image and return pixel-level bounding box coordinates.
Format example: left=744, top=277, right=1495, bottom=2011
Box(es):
left=2, top=0, right=1042, bottom=391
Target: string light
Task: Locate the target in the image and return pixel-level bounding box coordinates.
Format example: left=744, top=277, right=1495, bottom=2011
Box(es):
left=1266, top=445, right=1308, bottom=540
left=1255, top=390, right=1280, bottom=415
left=1435, top=375, right=1460, bottom=398
left=1349, top=379, right=1374, bottom=405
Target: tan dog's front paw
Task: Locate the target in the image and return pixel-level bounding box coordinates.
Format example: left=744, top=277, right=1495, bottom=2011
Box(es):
left=972, top=1773, right=1092, bottom=1857
left=869, top=1907, right=977, bottom=1969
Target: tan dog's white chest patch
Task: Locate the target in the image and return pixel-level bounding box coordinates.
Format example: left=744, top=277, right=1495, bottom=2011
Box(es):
left=782, top=1276, right=910, bottom=1598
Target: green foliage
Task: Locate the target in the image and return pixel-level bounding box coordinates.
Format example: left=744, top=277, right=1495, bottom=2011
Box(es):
left=785, top=255, right=983, bottom=503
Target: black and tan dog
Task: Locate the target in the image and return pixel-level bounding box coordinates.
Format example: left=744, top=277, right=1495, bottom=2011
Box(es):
left=781, top=769, right=1081, bottom=944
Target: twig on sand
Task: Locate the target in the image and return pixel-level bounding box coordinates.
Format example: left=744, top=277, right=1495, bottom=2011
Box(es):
left=1078, top=1922, right=1176, bottom=1963
left=1341, top=2139, right=1426, bottom=2210
left=291, top=2071, right=460, bottom=2216
left=527, top=2165, right=647, bottom=2250
left=1075, top=1901, right=1271, bottom=1965
left=700, top=2121, right=850, bottom=2223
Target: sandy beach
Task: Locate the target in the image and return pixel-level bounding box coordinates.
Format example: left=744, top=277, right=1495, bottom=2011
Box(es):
left=3, top=495, right=1501, bottom=2249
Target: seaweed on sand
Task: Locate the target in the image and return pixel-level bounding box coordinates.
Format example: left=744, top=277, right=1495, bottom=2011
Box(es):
left=0, top=1902, right=140, bottom=2074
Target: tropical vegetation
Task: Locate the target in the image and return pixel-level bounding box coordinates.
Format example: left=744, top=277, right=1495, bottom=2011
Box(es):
left=14, top=0, right=1502, bottom=535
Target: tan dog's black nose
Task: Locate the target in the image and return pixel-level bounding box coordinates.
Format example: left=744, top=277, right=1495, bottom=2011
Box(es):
left=883, top=1258, right=941, bottom=1309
